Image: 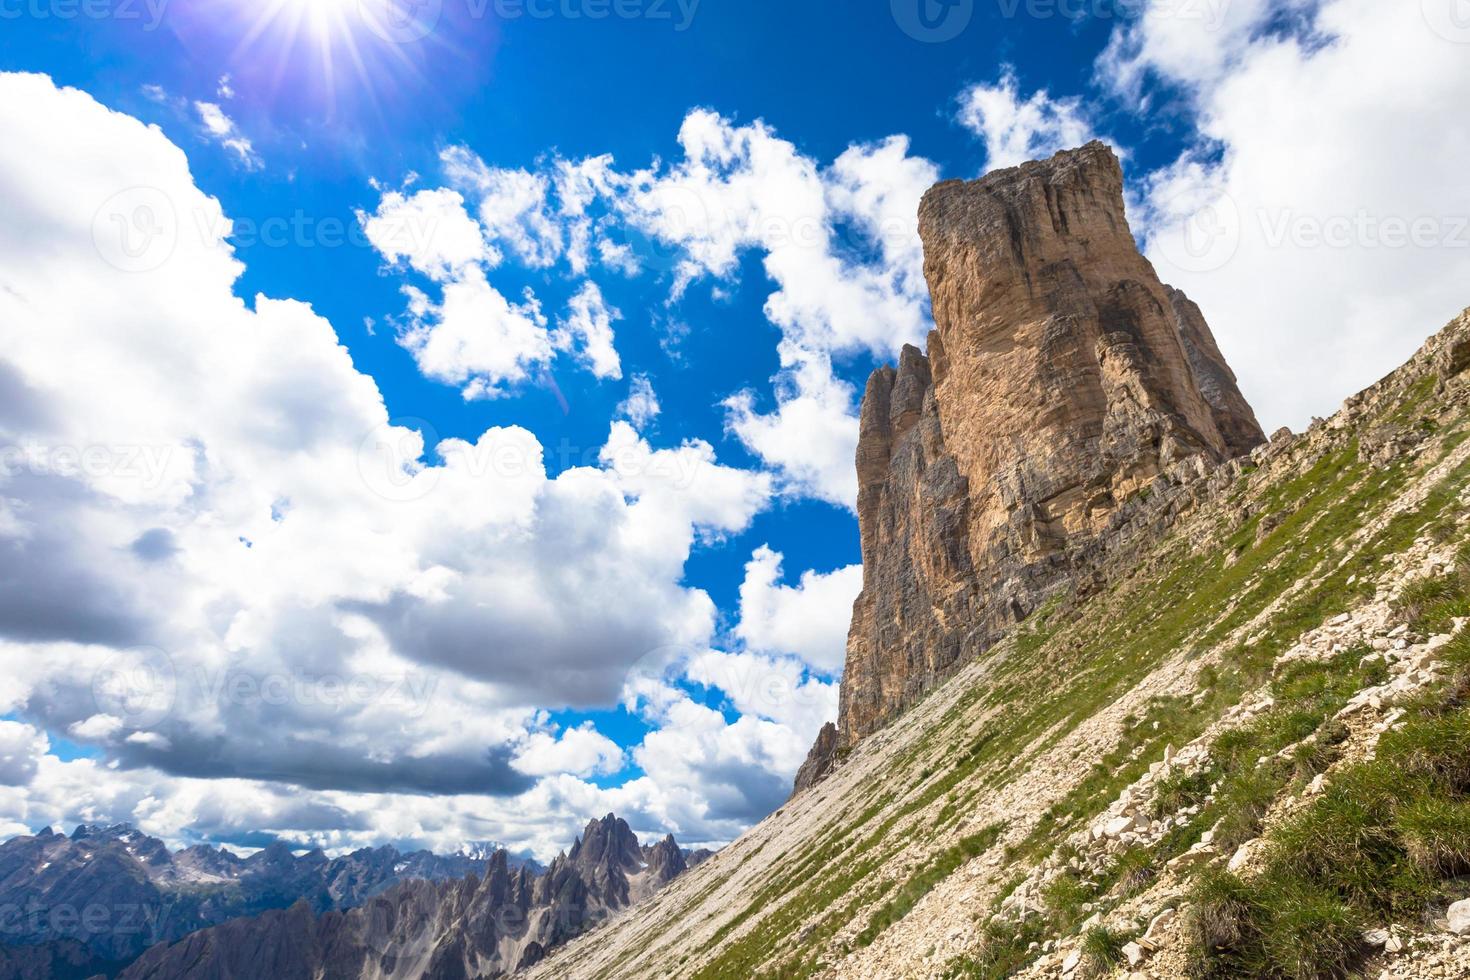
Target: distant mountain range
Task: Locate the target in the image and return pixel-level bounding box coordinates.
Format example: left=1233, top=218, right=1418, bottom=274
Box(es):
left=0, top=817, right=707, bottom=979
left=0, top=822, right=534, bottom=977
left=118, top=814, right=707, bottom=979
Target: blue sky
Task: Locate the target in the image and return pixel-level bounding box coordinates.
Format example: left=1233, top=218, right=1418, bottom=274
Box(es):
left=1, top=0, right=1467, bottom=859
left=0, top=0, right=1182, bottom=629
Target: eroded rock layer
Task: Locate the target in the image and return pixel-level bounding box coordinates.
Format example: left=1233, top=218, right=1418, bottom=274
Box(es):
left=829, top=142, right=1264, bottom=765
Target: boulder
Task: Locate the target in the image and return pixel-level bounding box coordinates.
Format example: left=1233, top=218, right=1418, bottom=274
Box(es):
left=1448, top=898, right=1470, bottom=934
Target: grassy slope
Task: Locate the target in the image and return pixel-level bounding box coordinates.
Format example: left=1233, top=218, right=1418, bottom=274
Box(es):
left=524, top=311, right=1470, bottom=980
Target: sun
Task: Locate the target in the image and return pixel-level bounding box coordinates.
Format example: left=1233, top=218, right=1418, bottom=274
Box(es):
left=198, top=0, right=448, bottom=115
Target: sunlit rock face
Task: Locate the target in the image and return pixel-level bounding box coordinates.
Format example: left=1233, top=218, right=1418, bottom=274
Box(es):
left=825, top=142, right=1264, bottom=765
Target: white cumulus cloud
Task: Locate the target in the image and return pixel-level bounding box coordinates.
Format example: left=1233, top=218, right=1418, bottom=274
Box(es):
left=193, top=100, right=261, bottom=170
left=617, top=374, right=662, bottom=428
left=956, top=68, right=1097, bottom=172
left=0, top=70, right=783, bottom=858
left=1107, top=0, right=1470, bottom=430
left=553, top=281, right=623, bottom=380
left=733, top=546, right=862, bottom=676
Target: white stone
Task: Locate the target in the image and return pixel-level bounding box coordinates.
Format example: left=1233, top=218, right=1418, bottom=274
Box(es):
left=1123, top=941, right=1146, bottom=967
left=1062, top=949, right=1081, bottom=974
left=1384, top=934, right=1404, bottom=953
left=1168, top=844, right=1216, bottom=872
left=1104, top=816, right=1134, bottom=838
left=1448, top=898, right=1470, bottom=934
left=1363, top=929, right=1390, bottom=947
left=1142, top=908, right=1177, bottom=947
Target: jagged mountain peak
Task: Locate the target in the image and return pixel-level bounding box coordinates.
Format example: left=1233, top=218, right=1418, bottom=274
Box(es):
left=805, top=140, right=1265, bottom=786
left=509, top=152, right=1470, bottom=978
left=0, top=819, right=520, bottom=971
left=569, top=813, right=643, bottom=869
left=109, top=811, right=695, bottom=979
left=643, top=834, right=687, bottom=885
left=69, top=821, right=143, bottom=842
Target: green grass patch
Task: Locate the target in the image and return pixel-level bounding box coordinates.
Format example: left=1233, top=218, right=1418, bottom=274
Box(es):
left=1184, top=631, right=1470, bottom=979
left=686, top=392, right=1468, bottom=980
left=1080, top=925, right=1129, bottom=976
left=1394, top=574, right=1470, bottom=634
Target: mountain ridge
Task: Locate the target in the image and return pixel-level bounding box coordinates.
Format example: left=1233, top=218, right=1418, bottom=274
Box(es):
left=112, top=814, right=697, bottom=979
left=514, top=144, right=1470, bottom=977
left=0, top=821, right=534, bottom=976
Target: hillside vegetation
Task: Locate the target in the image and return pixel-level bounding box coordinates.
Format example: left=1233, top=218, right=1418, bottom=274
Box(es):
left=523, top=309, right=1470, bottom=980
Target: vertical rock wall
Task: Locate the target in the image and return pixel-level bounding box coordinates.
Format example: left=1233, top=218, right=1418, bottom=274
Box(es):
left=799, top=143, right=1264, bottom=791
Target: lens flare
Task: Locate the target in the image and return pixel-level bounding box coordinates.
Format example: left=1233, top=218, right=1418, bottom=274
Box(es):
left=168, top=0, right=473, bottom=120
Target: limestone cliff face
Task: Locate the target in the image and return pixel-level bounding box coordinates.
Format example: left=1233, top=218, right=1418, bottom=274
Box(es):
left=826, top=142, right=1264, bottom=765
